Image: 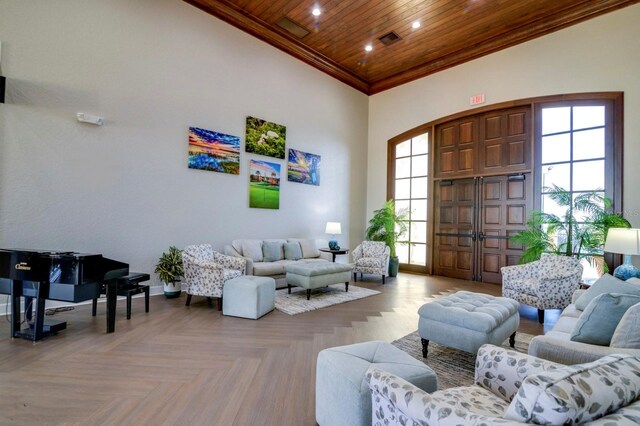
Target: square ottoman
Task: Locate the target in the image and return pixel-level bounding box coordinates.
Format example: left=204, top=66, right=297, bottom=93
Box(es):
left=316, top=341, right=437, bottom=426
left=286, top=263, right=353, bottom=300
left=418, top=290, right=520, bottom=357
left=222, top=276, right=275, bottom=319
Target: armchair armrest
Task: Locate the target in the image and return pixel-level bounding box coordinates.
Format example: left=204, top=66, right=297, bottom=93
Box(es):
left=213, top=251, right=246, bottom=274
left=352, top=244, right=363, bottom=261
left=475, top=344, right=562, bottom=402
left=189, top=260, right=223, bottom=270
left=223, top=245, right=253, bottom=275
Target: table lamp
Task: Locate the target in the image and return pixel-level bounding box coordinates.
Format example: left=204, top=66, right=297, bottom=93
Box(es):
left=604, top=228, right=640, bottom=280
left=325, top=222, right=341, bottom=250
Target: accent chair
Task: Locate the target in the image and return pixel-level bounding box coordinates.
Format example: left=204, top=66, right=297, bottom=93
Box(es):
left=352, top=241, right=390, bottom=284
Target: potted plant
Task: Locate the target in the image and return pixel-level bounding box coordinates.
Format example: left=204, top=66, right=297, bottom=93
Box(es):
left=365, top=199, right=409, bottom=277
left=511, top=185, right=630, bottom=273
left=154, top=246, right=184, bottom=298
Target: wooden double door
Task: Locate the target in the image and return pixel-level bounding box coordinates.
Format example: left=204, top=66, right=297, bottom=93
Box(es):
left=434, top=174, right=531, bottom=284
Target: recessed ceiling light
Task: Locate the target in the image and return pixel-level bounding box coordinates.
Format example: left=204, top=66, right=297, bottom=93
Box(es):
left=365, top=44, right=373, bottom=52
left=312, top=7, right=321, bottom=17
left=412, top=21, right=421, bottom=29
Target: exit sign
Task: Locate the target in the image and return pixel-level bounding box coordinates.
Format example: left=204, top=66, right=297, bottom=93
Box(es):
left=470, top=94, right=485, bottom=105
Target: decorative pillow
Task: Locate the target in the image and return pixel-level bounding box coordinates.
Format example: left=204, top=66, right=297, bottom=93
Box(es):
left=289, top=239, right=319, bottom=259
left=627, top=277, right=640, bottom=285
left=611, top=302, right=640, bottom=349
left=283, top=242, right=302, bottom=260
left=362, top=241, right=386, bottom=257
left=571, top=293, right=640, bottom=346
left=505, top=353, right=640, bottom=425
left=262, top=241, right=283, bottom=262
left=240, top=239, right=263, bottom=262
left=574, top=273, right=640, bottom=311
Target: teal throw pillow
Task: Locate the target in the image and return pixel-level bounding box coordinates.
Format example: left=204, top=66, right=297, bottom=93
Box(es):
left=571, top=293, right=640, bottom=346
left=283, top=242, right=302, bottom=260
left=574, top=273, right=640, bottom=311
left=262, top=241, right=283, bottom=262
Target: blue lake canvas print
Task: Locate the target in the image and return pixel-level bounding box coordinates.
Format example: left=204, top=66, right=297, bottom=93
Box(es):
left=188, top=127, right=240, bottom=174
left=287, top=148, right=320, bottom=186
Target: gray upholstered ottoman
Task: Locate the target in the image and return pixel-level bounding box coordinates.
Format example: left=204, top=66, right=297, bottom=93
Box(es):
left=316, top=341, right=437, bottom=426
left=285, top=263, right=352, bottom=300
left=418, top=290, right=520, bottom=357
left=222, top=276, right=275, bottom=319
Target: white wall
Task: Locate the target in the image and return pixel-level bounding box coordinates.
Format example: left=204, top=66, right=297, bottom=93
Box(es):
left=0, top=0, right=369, bottom=289
left=368, top=5, right=640, bottom=228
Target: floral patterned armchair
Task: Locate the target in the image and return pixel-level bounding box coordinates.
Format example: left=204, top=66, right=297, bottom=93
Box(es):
left=182, top=244, right=245, bottom=310
left=352, top=241, right=390, bottom=284
left=367, top=344, right=640, bottom=425
left=501, top=253, right=583, bottom=324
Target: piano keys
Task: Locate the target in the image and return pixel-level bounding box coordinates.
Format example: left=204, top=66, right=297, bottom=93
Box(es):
left=0, top=248, right=129, bottom=341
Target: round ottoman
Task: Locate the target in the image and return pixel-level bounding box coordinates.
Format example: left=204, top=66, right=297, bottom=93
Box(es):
left=418, top=290, right=520, bottom=357
left=316, top=341, right=437, bottom=426
left=222, top=276, right=275, bottom=319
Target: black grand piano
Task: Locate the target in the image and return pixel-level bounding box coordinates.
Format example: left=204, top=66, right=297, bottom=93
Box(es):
left=0, top=249, right=129, bottom=341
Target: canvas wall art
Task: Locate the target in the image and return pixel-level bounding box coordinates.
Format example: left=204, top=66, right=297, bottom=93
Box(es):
left=245, top=116, right=286, bottom=159
left=287, top=148, right=320, bottom=186
left=249, top=160, right=281, bottom=209
left=188, top=127, right=240, bottom=175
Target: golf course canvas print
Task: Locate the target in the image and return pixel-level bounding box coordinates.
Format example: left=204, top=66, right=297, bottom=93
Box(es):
left=287, top=148, right=320, bottom=186
left=249, top=160, right=281, bottom=209
left=188, top=127, right=240, bottom=175
left=245, top=116, right=286, bottom=159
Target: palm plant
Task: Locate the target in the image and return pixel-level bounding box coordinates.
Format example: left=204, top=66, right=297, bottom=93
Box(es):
left=511, top=185, right=630, bottom=272
left=365, top=199, right=409, bottom=259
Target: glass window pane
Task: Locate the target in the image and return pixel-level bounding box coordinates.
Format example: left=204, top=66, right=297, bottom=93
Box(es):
left=541, top=134, right=570, bottom=164
left=395, top=179, right=410, bottom=199
left=396, top=222, right=409, bottom=241
left=410, top=244, right=427, bottom=266
left=573, top=160, right=604, bottom=191
left=573, top=128, right=605, bottom=161
left=411, top=199, right=428, bottom=221
left=411, top=155, right=428, bottom=177
left=395, top=200, right=410, bottom=217
left=410, top=222, right=427, bottom=244
left=542, top=194, right=568, bottom=219
left=542, top=107, right=571, bottom=135
left=573, top=191, right=604, bottom=222
left=573, top=106, right=605, bottom=130
left=396, top=140, right=410, bottom=158
left=396, top=243, right=409, bottom=264
left=412, top=134, right=428, bottom=155
left=541, top=163, right=570, bottom=191
left=411, top=177, right=428, bottom=199
left=395, top=157, right=410, bottom=179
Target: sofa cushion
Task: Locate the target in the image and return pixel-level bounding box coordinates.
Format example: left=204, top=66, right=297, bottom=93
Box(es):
left=575, top=274, right=640, bottom=311
left=283, top=242, right=303, bottom=260
left=262, top=241, right=283, bottom=262
left=288, top=239, right=319, bottom=259
left=571, top=293, right=640, bottom=346
left=611, top=302, right=640, bottom=349
left=240, top=239, right=263, bottom=262
left=252, top=261, right=285, bottom=276
left=505, top=353, right=640, bottom=424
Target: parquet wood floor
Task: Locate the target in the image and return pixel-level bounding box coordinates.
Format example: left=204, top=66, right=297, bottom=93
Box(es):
left=0, top=273, right=558, bottom=425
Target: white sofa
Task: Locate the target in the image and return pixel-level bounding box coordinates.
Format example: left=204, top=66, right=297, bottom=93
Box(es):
left=224, top=238, right=332, bottom=288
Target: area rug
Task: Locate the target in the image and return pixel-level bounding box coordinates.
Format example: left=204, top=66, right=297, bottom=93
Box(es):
left=391, top=330, right=533, bottom=389
left=275, top=284, right=380, bottom=315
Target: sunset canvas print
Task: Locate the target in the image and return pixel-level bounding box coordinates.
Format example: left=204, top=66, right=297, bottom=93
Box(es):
left=188, top=127, right=240, bottom=175
left=249, top=160, right=281, bottom=209
left=287, top=149, right=320, bottom=186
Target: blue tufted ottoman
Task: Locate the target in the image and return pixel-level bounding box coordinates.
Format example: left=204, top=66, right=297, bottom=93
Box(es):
left=316, top=341, right=437, bottom=426
left=418, top=291, right=520, bottom=357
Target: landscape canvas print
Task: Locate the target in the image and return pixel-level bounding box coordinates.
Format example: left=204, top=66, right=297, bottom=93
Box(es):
left=249, top=160, right=281, bottom=209
left=245, top=116, right=286, bottom=159
left=287, top=149, right=320, bottom=186
left=188, top=127, right=240, bottom=175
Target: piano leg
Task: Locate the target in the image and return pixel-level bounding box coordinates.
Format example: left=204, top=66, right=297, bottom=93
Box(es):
left=106, top=280, right=117, bottom=333
left=32, top=282, right=49, bottom=341
left=10, top=280, right=22, bottom=338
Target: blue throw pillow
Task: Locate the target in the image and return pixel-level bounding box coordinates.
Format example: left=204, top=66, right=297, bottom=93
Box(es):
left=283, top=242, right=302, bottom=260
left=574, top=274, right=640, bottom=311
left=262, top=241, right=283, bottom=262
left=571, top=293, right=640, bottom=346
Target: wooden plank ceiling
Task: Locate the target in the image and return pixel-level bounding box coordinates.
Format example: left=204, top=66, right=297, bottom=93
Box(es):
left=184, top=0, right=639, bottom=95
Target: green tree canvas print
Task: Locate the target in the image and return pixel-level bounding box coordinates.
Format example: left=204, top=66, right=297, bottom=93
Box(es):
left=245, top=116, right=286, bottom=159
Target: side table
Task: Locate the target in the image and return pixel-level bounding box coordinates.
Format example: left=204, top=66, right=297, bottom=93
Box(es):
left=579, top=278, right=598, bottom=289
left=319, top=248, right=349, bottom=263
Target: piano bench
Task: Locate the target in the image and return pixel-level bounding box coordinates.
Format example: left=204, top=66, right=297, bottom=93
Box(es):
left=92, top=273, right=150, bottom=320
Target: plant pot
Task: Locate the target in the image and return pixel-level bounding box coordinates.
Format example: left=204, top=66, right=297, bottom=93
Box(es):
left=388, top=256, right=400, bottom=277
left=164, top=281, right=181, bottom=298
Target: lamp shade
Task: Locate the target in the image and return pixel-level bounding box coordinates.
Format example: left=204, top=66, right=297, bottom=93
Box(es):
left=604, top=228, right=640, bottom=255
left=325, top=222, right=341, bottom=235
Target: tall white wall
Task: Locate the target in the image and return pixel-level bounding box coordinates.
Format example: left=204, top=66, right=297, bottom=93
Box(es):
left=0, top=0, right=369, bottom=288
left=368, top=5, right=640, bottom=227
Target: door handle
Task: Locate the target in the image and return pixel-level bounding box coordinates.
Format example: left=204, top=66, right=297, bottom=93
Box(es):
left=478, top=231, right=485, bottom=241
